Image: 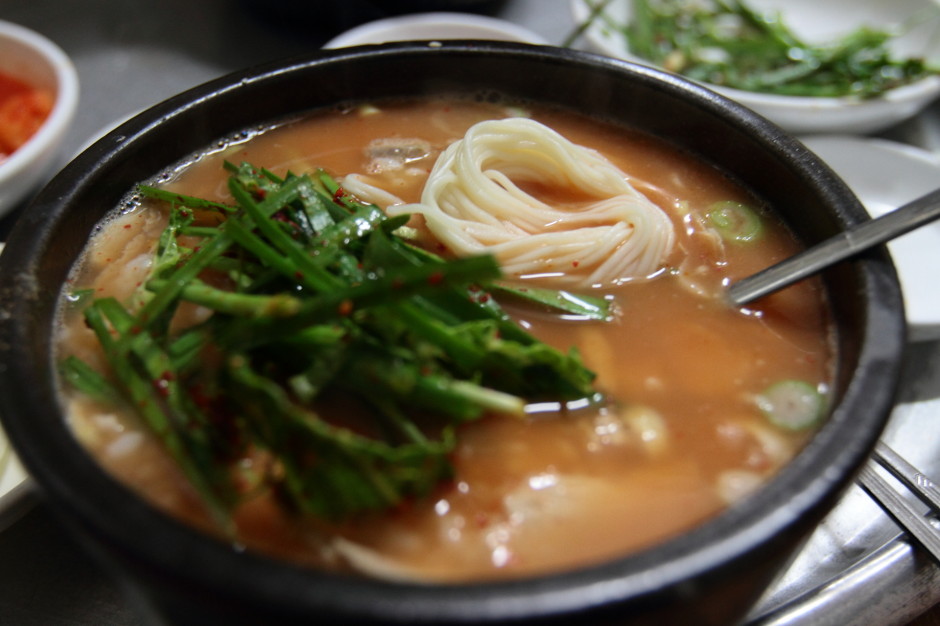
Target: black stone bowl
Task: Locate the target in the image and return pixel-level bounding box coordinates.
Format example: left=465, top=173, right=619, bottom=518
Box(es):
left=0, top=42, right=905, bottom=625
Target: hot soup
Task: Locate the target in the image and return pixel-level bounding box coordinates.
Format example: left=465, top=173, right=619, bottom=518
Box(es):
left=56, top=97, right=832, bottom=582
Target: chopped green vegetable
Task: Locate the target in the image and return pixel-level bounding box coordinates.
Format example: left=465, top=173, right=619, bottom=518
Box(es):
left=707, top=200, right=763, bottom=243
left=489, top=282, right=613, bottom=321
left=756, top=379, right=826, bottom=430
left=580, top=0, right=938, bottom=98
left=59, top=356, right=123, bottom=406
left=63, top=163, right=605, bottom=525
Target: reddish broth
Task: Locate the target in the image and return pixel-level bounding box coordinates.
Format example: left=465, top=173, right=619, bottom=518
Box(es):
left=59, top=99, right=832, bottom=581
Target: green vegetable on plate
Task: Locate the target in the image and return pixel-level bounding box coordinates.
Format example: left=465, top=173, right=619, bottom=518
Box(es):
left=576, top=0, right=938, bottom=98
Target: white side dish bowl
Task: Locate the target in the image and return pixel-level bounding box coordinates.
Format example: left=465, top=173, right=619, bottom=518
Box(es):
left=570, top=0, right=940, bottom=135
left=0, top=20, right=79, bottom=217
left=801, top=135, right=940, bottom=341
left=323, top=12, right=549, bottom=48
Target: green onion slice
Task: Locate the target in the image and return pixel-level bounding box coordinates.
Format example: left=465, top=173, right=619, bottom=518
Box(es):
left=756, top=379, right=826, bottom=430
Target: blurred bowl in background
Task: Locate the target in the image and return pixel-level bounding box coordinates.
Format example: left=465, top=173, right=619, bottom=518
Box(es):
left=324, top=12, right=549, bottom=48
left=239, top=0, right=510, bottom=38
left=0, top=20, right=79, bottom=217
left=570, top=0, right=940, bottom=135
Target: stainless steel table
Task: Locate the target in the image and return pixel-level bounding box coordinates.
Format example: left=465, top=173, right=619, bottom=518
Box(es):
left=0, top=1, right=938, bottom=624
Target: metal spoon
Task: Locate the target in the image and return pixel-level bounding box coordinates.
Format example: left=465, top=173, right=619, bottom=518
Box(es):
left=727, top=187, right=940, bottom=307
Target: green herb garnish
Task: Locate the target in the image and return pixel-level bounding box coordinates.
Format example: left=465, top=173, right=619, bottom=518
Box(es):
left=61, top=163, right=605, bottom=527
left=582, top=0, right=938, bottom=98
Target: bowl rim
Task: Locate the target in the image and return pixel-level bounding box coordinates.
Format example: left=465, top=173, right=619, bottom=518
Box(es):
left=0, top=41, right=905, bottom=622
left=0, top=20, right=80, bottom=207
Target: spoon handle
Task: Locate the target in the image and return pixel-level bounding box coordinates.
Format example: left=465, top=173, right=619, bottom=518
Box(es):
left=727, top=187, right=940, bottom=307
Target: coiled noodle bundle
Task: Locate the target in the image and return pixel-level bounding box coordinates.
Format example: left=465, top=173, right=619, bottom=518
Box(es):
left=386, top=118, right=676, bottom=287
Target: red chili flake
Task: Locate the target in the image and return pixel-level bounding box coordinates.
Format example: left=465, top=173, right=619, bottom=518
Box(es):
left=123, top=224, right=132, bottom=230
left=188, top=384, right=213, bottom=411
left=294, top=271, right=304, bottom=280
left=152, top=373, right=172, bottom=397
left=478, top=293, right=490, bottom=303
left=254, top=188, right=267, bottom=200
left=337, top=299, right=354, bottom=316
left=130, top=325, right=142, bottom=335
left=390, top=496, right=417, bottom=517
left=427, top=271, right=444, bottom=286
left=572, top=260, right=580, bottom=268
left=332, top=186, right=346, bottom=204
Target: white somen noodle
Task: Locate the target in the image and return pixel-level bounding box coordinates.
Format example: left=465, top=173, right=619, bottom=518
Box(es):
left=376, top=118, right=676, bottom=288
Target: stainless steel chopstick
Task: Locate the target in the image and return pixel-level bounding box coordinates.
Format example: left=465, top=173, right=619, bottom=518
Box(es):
left=872, top=442, right=940, bottom=511
left=856, top=442, right=940, bottom=564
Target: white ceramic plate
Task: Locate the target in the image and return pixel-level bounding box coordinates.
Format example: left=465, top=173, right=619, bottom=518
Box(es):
left=0, top=424, right=31, bottom=533
left=0, top=241, right=35, bottom=531
left=323, top=12, right=549, bottom=48
left=801, top=136, right=940, bottom=341
left=570, top=0, right=940, bottom=135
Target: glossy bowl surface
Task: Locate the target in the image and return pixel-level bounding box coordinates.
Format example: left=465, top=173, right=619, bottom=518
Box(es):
left=0, top=20, right=79, bottom=216
left=0, top=42, right=905, bottom=625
